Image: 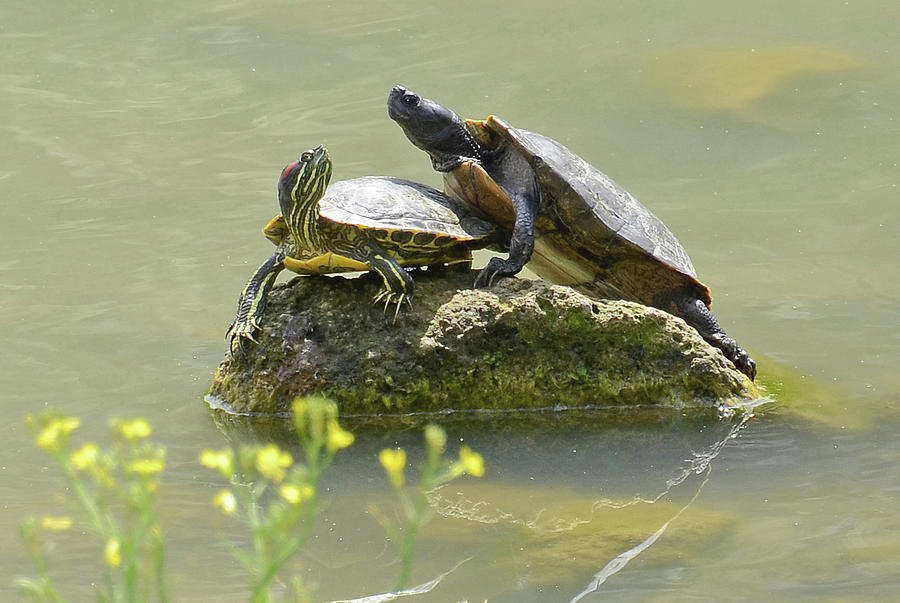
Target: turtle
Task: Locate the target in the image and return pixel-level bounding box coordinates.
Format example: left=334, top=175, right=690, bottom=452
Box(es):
left=387, top=86, right=756, bottom=380
left=227, top=143, right=501, bottom=349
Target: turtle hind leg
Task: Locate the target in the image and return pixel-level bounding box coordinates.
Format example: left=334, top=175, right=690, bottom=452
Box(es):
left=227, top=251, right=285, bottom=354
left=331, top=238, right=414, bottom=325
left=668, top=292, right=757, bottom=380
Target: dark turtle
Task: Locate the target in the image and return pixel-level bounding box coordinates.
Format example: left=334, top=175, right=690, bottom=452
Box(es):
left=227, top=143, right=500, bottom=349
left=387, top=86, right=756, bottom=379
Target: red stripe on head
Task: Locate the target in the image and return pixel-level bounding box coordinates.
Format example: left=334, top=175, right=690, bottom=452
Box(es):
left=281, top=160, right=299, bottom=181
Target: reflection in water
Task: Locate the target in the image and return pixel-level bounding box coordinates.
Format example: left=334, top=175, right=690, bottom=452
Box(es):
left=409, top=408, right=756, bottom=600
left=210, top=405, right=760, bottom=600
left=569, top=468, right=711, bottom=602
left=329, top=557, right=472, bottom=603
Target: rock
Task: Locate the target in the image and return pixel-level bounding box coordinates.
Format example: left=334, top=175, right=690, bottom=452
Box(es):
left=207, top=267, right=759, bottom=415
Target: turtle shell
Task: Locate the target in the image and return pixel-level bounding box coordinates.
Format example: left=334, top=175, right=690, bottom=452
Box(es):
left=263, top=176, right=497, bottom=275
left=457, top=116, right=712, bottom=306
left=320, top=176, right=494, bottom=242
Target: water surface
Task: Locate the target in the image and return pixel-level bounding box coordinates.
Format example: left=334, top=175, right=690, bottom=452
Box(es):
left=2, top=0, right=898, bottom=600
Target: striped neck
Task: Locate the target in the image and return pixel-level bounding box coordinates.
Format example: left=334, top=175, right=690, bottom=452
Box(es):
left=278, top=147, right=333, bottom=253
left=286, top=194, right=323, bottom=253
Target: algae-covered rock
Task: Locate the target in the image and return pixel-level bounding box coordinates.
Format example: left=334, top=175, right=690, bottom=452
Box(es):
left=208, top=268, right=758, bottom=415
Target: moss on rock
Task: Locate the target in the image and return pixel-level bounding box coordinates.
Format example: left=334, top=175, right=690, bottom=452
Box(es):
left=208, top=268, right=759, bottom=415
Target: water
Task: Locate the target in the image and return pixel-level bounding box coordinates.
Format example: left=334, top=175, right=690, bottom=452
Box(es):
left=2, top=0, right=898, bottom=600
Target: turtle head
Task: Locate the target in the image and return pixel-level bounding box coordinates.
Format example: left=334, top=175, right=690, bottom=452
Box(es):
left=277, top=144, right=333, bottom=236
left=388, top=85, right=481, bottom=172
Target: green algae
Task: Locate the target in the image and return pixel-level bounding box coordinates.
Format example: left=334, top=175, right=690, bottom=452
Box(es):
left=208, top=269, right=759, bottom=415
left=643, top=45, right=866, bottom=115
left=754, top=353, right=870, bottom=430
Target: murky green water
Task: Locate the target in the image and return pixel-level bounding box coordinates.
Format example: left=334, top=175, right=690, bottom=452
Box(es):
left=3, top=0, right=898, bottom=600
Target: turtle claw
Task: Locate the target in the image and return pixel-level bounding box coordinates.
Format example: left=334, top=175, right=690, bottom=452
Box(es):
left=373, top=289, right=412, bottom=325
left=474, top=257, right=521, bottom=289
left=732, top=350, right=757, bottom=381
left=709, top=333, right=757, bottom=381
left=226, top=317, right=262, bottom=357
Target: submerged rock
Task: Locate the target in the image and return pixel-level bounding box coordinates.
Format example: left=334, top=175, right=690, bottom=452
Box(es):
left=207, top=267, right=758, bottom=415
left=642, top=45, right=865, bottom=114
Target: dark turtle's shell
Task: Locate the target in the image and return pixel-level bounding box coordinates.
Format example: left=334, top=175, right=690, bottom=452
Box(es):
left=461, top=116, right=712, bottom=306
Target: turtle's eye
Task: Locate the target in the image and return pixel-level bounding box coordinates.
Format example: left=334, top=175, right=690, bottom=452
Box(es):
left=300, top=151, right=314, bottom=162
left=402, top=93, right=419, bottom=107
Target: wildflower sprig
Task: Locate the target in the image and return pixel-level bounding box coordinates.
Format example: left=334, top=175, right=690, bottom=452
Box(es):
left=15, top=517, right=64, bottom=602
left=21, top=411, right=168, bottom=603
left=373, top=424, right=485, bottom=591
left=199, top=396, right=354, bottom=603
left=19, top=401, right=478, bottom=602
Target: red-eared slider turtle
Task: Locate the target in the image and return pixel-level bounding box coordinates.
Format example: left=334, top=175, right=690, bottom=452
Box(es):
left=227, top=144, right=500, bottom=348
left=388, top=86, right=756, bottom=379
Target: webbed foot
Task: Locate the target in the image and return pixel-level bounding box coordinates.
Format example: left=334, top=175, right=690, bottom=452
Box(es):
left=710, top=334, right=757, bottom=381
left=474, top=257, right=522, bottom=288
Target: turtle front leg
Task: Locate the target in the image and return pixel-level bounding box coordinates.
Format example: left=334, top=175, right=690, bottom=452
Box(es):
left=227, top=251, right=286, bottom=353
left=474, top=187, right=538, bottom=288
left=668, top=293, right=757, bottom=380
left=331, top=239, right=414, bottom=325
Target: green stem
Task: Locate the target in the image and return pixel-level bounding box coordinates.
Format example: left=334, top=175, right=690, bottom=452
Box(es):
left=392, top=458, right=438, bottom=591
left=22, top=525, right=63, bottom=603
left=52, top=449, right=121, bottom=602
left=54, top=449, right=111, bottom=536
left=247, top=486, right=270, bottom=603
left=122, top=535, right=138, bottom=603
left=394, top=520, right=420, bottom=592
left=251, top=478, right=323, bottom=601
left=153, top=527, right=167, bottom=603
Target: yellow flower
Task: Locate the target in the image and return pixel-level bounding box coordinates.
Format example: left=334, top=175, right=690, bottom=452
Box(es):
left=114, top=418, right=152, bottom=441
left=61, top=417, right=81, bottom=431
left=126, top=457, right=165, bottom=475
left=70, top=443, right=100, bottom=471
left=458, top=446, right=485, bottom=478
left=326, top=419, right=354, bottom=452
left=199, top=448, right=234, bottom=479
left=36, top=423, right=61, bottom=450
left=213, top=489, right=237, bottom=515
left=255, top=444, right=292, bottom=483
left=279, top=483, right=315, bottom=505
left=40, top=516, right=73, bottom=532
left=379, top=448, right=406, bottom=489
left=36, top=417, right=81, bottom=450
left=105, top=538, right=122, bottom=567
